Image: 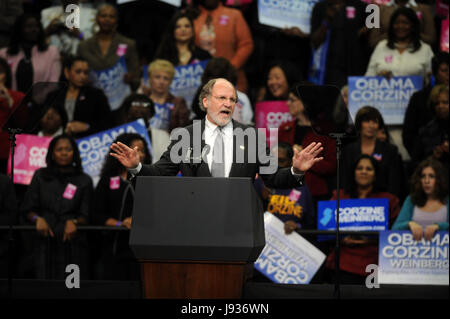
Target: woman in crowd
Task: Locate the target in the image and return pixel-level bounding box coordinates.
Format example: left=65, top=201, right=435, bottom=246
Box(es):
left=52, top=55, right=112, bottom=138
left=392, top=158, right=448, bottom=240
left=193, top=0, right=253, bottom=93
left=36, top=106, right=66, bottom=138
left=0, top=57, right=25, bottom=174
left=141, top=59, right=189, bottom=132
left=21, top=134, right=93, bottom=279
left=326, top=154, right=401, bottom=284
left=117, top=93, right=170, bottom=164
left=0, top=13, right=61, bottom=93
left=278, top=85, right=336, bottom=205
left=257, top=60, right=299, bottom=102
left=402, top=52, right=449, bottom=158
left=154, top=11, right=211, bottom=66
left=365, top=7, right=434, bottom=79
left=341, top=106, right=404, bottom=199
left=368, top=0, right=436, bottom=49
left=77, top=4, right=140, bottom=111
left=412, top=84, right=449, bottom=170
left=91, top=133, right=151, bottom=280
left=191, top=57, right=253, bottom=124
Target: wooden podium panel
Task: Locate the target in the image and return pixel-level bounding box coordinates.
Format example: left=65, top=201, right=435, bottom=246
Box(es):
left=140, top=260, right=247, bottom=299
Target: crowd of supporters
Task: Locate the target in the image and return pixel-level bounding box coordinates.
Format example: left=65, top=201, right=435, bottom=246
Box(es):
left=0, top=0, right=448, bottom=284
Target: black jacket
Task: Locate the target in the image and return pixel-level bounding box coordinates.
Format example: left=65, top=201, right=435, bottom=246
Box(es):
left=53, top=85, right=112, bottom=138
left=20, top=167, right=93, bottom=238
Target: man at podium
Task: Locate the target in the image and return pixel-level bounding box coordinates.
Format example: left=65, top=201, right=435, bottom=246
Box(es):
left=110, top=78, right=323, bottom=188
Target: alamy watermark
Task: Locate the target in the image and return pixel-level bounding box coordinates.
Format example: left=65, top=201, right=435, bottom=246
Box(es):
left=168, top=120, right=278, bottom=174
left=65, top=4, right=80, bottom=29
left=65, top=264, right=80, bottom=289
left=365, top=264, right=380, bottom=289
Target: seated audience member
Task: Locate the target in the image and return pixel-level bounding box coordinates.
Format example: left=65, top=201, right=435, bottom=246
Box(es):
left=255, top=142, right=316, bottom=233
left=412, top=84, right=449, bottom=170
left=52, top=55, right=111, bottom=138
left=369, top=0, right=436, bottom=49
left=365, top=7, right=434, bottom=80
left=41, top=0, right=97, bottom=60
left=279, top=85, right=337, bottom=205
left=193, top=0, right=253, bottom=93
left=154, top=11, right=211, bottom=66
left=91, top=133, right=151, bottom=280
left=402, top=52, right=449, bottom=158
left=117, top=93, right=170, bottom=163
left=77, top=4, right=140, bottom=109
left=0, top=173, right=18, bottom=278
left=0, top=13, right=62, bottom=93
left=310, top=0, right=370, bottom=88
left=0, top=57, right=25, bottom=173
left=256, top=60, right=299, bottom=103
left=20, top=134, right=93, bottom=279
left=326, top=154, right=400, bottom=284
left=392, top=158, right=448, bottom=240
left=36, top=106, right=66, bottom=138
left=191, top=57, right=253, bottom=125
left=341, top=106, right=404, bottom=198
left=139, top=59, right=189, bottom=132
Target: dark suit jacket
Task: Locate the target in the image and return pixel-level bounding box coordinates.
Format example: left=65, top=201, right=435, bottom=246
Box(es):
left=138, top=119, right=303, bottom=189
left=53, top=85, right=112, bottom=138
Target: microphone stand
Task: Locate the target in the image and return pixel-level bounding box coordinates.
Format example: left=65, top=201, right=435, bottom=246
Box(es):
left=7, top=128, right=22, bottom=299
left=329, top=133, right=345, bottom=300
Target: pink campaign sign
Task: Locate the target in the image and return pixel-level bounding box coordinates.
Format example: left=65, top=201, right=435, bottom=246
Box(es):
left=7, top=134, right=52, bottom=185
left=255, top=101, right=293, bottom=148
left=441, top=19, right=449, bottom=53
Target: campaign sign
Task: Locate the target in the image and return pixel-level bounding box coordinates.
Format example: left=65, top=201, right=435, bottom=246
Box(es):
left=254, top=213, right=326, bottom=284
left=317, top=198, right=389, bottom=241
left=257, top=0, right=320, bottom=34
left=348, top=76, right=423, bottom=125
left=76, top=119, right=151, bottom=186
left=90, top=56, right=131, bottom=111
left=255, top=101, right=292, bottom=148
left=7, top=134, right=52, bottom=185
left=379, top=231, right=449, bottom=285
left=170, top=60, right=209, bottom=110
left=441, top=19, right=449, bottom=53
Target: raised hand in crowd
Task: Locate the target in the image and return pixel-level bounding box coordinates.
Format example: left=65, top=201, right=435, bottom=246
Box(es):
left=283, top=26, right=308, bottom=38
left=122, top=217, right=132, bottom=230
left=378, top=70, right=393, bottom=79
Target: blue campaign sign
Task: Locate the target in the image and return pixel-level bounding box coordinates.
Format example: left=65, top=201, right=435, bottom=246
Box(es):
left=90, top=56, right=131, bottom=111
left=170, top=59, right=209, bottom=110
left=76, top=120, right=151, bottom=186
left=317, top=198, right=389, bottom=231
left=348, top=76, right=423, bottom=125
left=258, top=0, right=320, bottom=34
left=379, top=230, right=449, bottom=285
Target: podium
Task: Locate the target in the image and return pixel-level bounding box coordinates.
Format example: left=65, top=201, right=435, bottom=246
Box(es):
left=129, top=176, right=265, bottom=299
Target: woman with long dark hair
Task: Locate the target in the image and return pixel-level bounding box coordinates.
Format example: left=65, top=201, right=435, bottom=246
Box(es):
left=154, top=11, right=211, bottom=66
left=326, top=154, right=401, bottom=284
left=365, top=7, right=434, bottom=79
left=341, top=106, right=405, bottom=199
left=91, top=133, right=151, bottom=280
left=257, top=60, right=300, bottom=102
left=21, top=134, right=93, bottom=279
left=0, top=13, right=61, bottom=93
left=393, top=158, right=448, bottom=240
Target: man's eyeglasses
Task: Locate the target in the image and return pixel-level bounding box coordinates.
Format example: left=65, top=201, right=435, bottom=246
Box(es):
left=212, top=95, right=238, bottom=105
